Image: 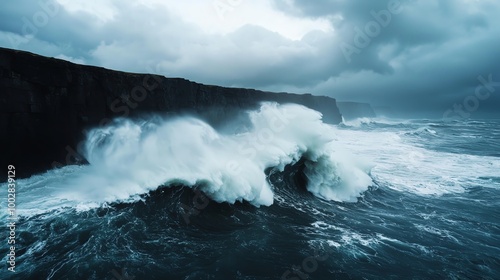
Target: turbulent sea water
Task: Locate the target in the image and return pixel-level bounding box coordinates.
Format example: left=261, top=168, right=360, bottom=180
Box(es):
left=2, top=104, right=499, bottom=279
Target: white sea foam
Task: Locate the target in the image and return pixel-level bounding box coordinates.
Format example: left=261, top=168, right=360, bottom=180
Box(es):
left=6, top=103, right=374, bottom=217
left=8, top=105, right=496, bottom=219
left=341, top=117, right=410, bottom=127
left=333, top=126, right=500, bottom=196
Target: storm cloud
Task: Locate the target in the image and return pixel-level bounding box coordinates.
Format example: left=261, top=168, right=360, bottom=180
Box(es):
left=1, top=0, right=499, bottom=118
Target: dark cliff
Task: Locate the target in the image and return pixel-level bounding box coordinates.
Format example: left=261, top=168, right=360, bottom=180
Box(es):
left=337, top=102, right=376, bottom=120
left=0, top=47, right=342, bottom=177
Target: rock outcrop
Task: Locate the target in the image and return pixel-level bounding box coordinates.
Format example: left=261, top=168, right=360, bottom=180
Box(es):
left=337, top=102, right=376, bottom=120
left=0, top=47, right=342, bottom=177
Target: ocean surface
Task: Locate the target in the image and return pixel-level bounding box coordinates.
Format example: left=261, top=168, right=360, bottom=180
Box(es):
left=2, top=103, right=499, bottom=279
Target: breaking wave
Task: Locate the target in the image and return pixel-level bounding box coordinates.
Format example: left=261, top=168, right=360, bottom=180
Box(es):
left=12, top=103, right=373, bottom=217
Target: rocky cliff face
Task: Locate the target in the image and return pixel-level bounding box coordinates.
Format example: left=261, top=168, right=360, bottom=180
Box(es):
left=337, top=102, right=376, bottom=120
left=0, top=47, right=342, bottom=177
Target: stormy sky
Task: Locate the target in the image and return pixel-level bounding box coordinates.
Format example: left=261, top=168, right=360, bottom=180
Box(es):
left=1, top=0, right=499, bottom=118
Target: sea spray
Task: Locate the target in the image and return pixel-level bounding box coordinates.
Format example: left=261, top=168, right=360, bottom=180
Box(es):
left=6, top=103, right=374, bottom=217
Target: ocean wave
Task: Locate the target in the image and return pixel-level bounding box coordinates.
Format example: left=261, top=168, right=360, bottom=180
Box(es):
left=4, top=103, right=373, bottom=218
left=341, top=117, right=411, bottom=128
left=403, top=126, right=437, bottom=136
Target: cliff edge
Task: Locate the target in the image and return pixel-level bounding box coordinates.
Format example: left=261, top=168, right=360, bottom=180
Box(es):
left=0, top=47, right=342, bottom=177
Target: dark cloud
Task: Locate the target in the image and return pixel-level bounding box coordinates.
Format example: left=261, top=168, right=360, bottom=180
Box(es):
left=0, top=0, right=499, bottom=118
left=271, top=0, right=500, bottom=117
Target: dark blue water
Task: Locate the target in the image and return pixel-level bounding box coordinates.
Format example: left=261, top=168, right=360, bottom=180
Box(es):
left=2, top=118, right=499, bottom=279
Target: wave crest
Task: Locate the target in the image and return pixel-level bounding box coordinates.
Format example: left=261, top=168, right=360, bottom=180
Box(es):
left=11, top=103, right=374, bottom=216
